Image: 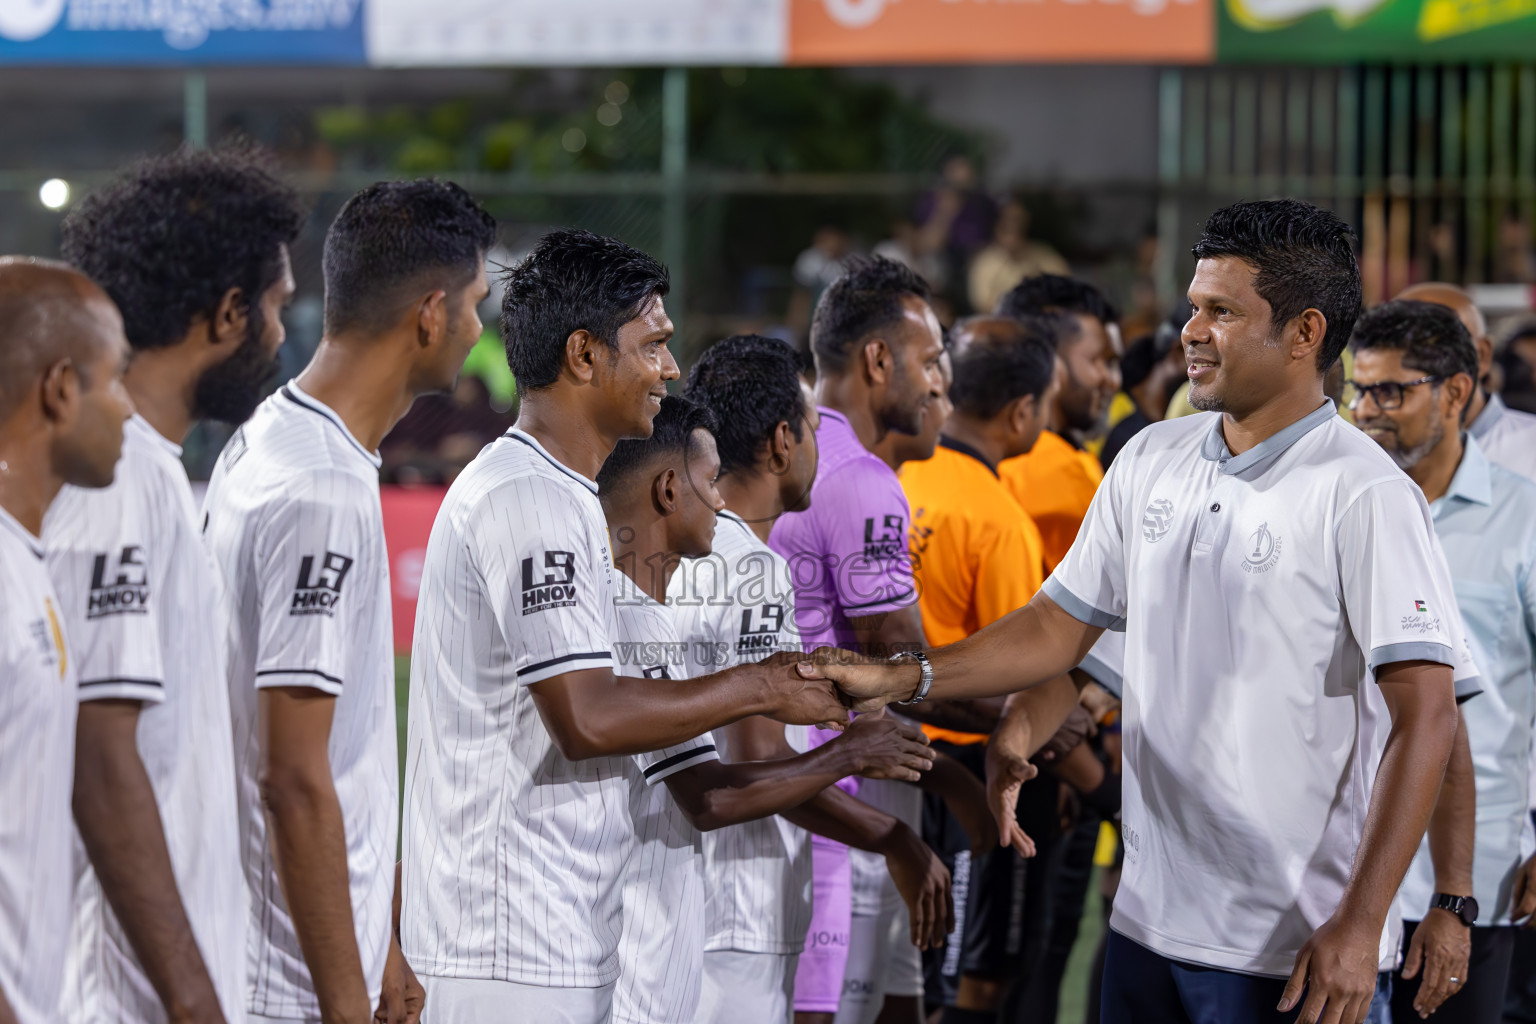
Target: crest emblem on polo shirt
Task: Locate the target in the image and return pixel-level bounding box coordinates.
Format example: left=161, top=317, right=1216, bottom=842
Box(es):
left=1141, top=499, right=1174, bottom=542
left=1241, top=522, right=1283, bottom=574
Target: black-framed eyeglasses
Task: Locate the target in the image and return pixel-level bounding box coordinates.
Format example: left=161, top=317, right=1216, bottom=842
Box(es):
left=1345, top=375, right=1445, bottom=411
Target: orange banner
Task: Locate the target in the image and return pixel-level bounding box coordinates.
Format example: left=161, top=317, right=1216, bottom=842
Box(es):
left=788, top=0, right=1214, bottom=63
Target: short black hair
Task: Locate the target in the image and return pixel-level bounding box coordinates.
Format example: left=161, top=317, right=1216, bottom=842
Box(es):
left=323, top=179, right=497, bottom=337
left=1348, top=300, right=1478, bottom=383
left=60, top=144, right=305, bottom=352
left=1192, top=199, right=1362, bottom=372
left=501, top=229, right=671, bottom=397
left=597, top=395, right=717, bottom=497
left=810, top=256, right=932, bottom=374
left=994, top=274, right=1119, bottom=345
left=948, top=318, right=1058, bottom=419
left=684, top=334, right=806, bottom=477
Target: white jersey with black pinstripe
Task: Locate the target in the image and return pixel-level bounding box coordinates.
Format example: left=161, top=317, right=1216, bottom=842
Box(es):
left=611, top=570, right=718, bottom=1024
left=402, top=428, right=636, bottom=987
left=44, top=415, right=247, bottom=1024
left=0, top=506, right=76, bottom=1024
left=668, top=510, right=815, bottom=956
left=200, top=382, right=397, bottom=1019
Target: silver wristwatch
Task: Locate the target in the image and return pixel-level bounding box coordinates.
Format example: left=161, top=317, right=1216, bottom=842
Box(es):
left=889, top=650, right=933, bottom=704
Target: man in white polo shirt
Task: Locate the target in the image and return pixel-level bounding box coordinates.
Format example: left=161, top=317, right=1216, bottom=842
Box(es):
left=1349, top=299, right=1536, bottom=1023
left=819, top=199, right=1464, bottom=1024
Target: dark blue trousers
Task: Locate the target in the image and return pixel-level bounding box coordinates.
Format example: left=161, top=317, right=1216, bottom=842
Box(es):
left=1101, top=930, right=1391, bottom=1024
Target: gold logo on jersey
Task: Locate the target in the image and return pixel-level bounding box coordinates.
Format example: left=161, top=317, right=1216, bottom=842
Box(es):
left=45, top=597, right=66, bottom=679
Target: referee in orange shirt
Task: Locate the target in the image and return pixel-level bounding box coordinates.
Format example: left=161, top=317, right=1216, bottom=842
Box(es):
left=994, top=275, right=1121, bottom=570
left=902, top=316, right=1085, bottom=1024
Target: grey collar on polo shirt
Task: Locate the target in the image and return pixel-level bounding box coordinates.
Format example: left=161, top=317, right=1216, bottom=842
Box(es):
left=1199, top=399, right=1338, bottom=476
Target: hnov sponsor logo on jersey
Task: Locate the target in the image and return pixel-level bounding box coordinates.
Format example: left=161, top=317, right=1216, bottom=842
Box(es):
left=862, top=514, right=905, bottom=561
left=289, top=551, right=354, bottom=617
left=521, top=550, right=578, bottom=615
left=87, top=545, right=150, bottom=619
left=736, top=603, right=786, bottom=655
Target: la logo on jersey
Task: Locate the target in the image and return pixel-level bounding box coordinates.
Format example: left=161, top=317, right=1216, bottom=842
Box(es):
left=88, top=544, right=150, bottom=619
left=289, top=551, right=354, bottom=617
left=737, top=603, right=786, bottom=655
left=521, top=550, right=578, bottom=615
left=1241, top=522, right=1282, bottom=574
left=863, top=515, right=905, bottom=561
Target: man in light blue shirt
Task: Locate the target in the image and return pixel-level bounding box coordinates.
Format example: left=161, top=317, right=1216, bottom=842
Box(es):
left=1350, top=299, right=1536, bottom=1024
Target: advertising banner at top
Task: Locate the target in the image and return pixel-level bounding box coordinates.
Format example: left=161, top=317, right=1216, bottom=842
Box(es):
left=368, top=0, right=785, bottom=67
left=0, top=0, right=365, bottom=62
left=1217, top=0, right=1536, bottom=61
left=0, top=0, right=1531, bottom=67
left=787, top=0, right=1214, bottom=64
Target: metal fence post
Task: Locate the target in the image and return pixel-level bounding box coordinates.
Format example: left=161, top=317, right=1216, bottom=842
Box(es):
left=1157, top=68, right=1183, bottom=311
left=662, top=67, right=688, bottom=349
left=184, top=71, right=207, bottom=149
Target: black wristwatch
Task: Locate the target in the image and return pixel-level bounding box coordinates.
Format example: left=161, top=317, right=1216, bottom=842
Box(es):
left=1431, top=893, right=1479, bottom=927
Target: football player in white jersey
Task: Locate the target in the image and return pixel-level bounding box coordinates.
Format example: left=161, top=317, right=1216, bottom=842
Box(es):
left=401, top=230, right=856, bottom=1024
left=597, top=394, right=935, bottom=1024
left=678, top=335, right=974, bottom=1024
left=822, top=200, right=1467, bottom=1024
left=202, top=181, right=495, bottom=1024
left=0, top=258, right=133, bottom=1024
left=47, top=147, right=305, bottom=1024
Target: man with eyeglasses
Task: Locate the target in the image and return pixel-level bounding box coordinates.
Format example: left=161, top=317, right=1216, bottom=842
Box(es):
left=1395, top=283, right=1536, bottom=483
left=1349, top=299, right=1536, bottom=1024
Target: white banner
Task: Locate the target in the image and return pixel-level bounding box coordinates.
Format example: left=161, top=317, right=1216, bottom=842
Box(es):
left=367, top=0, right=786, bottom=67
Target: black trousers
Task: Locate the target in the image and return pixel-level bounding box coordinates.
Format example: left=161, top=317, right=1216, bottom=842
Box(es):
left=1390, top=919, right=1515, bottom=1024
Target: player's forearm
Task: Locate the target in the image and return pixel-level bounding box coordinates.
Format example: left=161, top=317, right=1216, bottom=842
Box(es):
left=927, top=594, right=1102, bottom=701
left=545, top=664, right=782, bottom=759
left=897, top=697, right=1004, bottom=734
left=677, top=744, right=862, bottom=830
left=996, top=675, right=1081, bottom=760
left=781, top=784, right=906, bottom=854
left=1427, top=710, right=1476, bottom=896
left=0, top=981, right=16, bottom=1024
left=260, top=772, right=370, bottom=1024
left=1338, top=665, right=1458, bottom=927
left=73, top=706, right=224, bottom=1023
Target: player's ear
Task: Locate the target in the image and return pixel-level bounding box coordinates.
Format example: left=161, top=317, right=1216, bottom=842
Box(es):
left=863, top=338, right=892, bottom=385
left=210, top=286, right=249, bottom=354
left=39, top=357, right=81, bottom=426
left=564, top=329, right=599, bottom=384
left=652, top=466, right=680, bottom=516
left=416, top=289, right=448, bottom=351
left=767, top=420, right=793, bottom=475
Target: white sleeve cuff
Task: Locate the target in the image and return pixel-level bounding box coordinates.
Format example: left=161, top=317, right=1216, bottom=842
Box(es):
left=517, top=651, right=613, bottom=686
left=640, top=743, right=719, bottom=785
left=254, top=667, right=345, bottom=696
left=77, top=677, right=166, bottom=705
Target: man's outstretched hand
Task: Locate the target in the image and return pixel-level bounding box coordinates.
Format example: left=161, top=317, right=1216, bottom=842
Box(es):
left=803, top=645, right=924, bottom=712
left=755, top=651, right=849, bottom=731
left=984, top=726, right=1039, bottom=858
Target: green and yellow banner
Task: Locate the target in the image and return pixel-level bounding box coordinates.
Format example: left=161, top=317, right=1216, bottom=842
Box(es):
left=1219, top=0, right=1536, bottom=61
